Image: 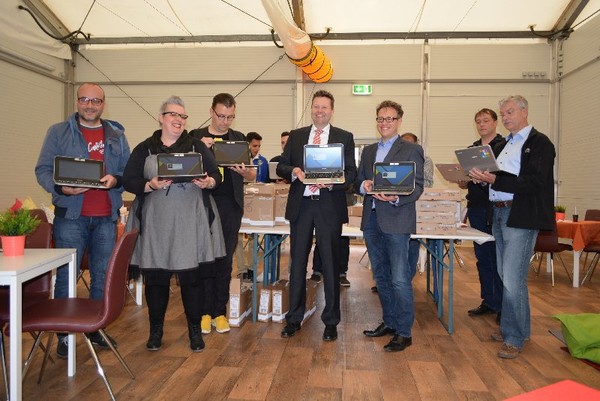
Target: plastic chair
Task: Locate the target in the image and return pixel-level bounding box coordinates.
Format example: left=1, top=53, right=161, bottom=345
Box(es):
left=532, top=223, right=573, bottom=286
left=20, top=229, right=139, bottom=401
left=0, top=222, right=53, bottom=399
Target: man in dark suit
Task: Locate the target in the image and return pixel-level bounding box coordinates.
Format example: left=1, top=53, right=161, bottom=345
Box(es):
left=276, top=90, right=356, bottom=341
left=356, top=100, right=424, bottom=352
left=190, top=93, right=256, bottom=335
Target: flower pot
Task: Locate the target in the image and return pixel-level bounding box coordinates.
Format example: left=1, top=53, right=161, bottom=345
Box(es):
left=1, top=235, right=26, bottom=256
left=555, top=212, right=566, bottom=222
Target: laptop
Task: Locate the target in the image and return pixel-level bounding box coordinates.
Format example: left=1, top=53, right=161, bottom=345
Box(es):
left=455, top=145, right=500, bottom=173
left=157, top=153, right=206, bottom=182
left=368, top=161, right=416, bottom=195
left=303, top=143, right=345, bottom=185
left=212, top=141, right=254, bottom=166
left=53, top=156, right=107, bottom=189
left=268, top=161, right=282, bottom=180
left=436, top=163, right=469, bottom=183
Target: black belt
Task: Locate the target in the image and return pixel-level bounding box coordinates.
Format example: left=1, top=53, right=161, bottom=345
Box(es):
left=303, top=195, right=320, bottom=200
left=493, top=200, right=513, bottom=208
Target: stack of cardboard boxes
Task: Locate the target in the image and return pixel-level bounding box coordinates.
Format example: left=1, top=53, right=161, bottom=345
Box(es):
left=416, top=188, right=462, bottom=235
left=242, top=183, right=289, bottom=226
left=347, top=204, right=362, bottom=227
left=249, top=278, right=319, bottom=324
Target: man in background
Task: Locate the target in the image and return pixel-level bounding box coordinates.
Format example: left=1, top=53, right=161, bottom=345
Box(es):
left=277, top=90, right=356, bottom=342
left=247, top=131, right=268, bottom=183
left=35, top=82, right=130, bottom=358
left=190, top=93, right=256, bottom=335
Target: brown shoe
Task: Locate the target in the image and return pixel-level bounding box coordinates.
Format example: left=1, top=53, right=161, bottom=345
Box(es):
left=497, top=343, right=521, bottom=359
left=490, top=331, right=503, bottom=342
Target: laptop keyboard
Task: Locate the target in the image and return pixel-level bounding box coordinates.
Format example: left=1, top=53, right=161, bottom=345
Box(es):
left=305, top=171, right=343, bottom=179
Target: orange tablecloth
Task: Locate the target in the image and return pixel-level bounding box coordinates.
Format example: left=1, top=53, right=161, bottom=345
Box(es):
left=556, top=221, right=600, bottom=251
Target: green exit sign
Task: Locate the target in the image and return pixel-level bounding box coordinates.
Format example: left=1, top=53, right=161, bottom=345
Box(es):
left=352, top=84, right=372, bottom=95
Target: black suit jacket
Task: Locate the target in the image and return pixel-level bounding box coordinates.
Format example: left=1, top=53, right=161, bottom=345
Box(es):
left=277, top=125, right=356, bottom=224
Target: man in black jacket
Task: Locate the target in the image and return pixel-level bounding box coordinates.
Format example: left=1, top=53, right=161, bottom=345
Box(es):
left=190, top=93, right=256, bottom=335
left=469, top=95, right=555, bottom=359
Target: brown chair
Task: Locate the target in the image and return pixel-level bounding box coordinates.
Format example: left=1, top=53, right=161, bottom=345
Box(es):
left=532, top=223, right=573, bottom=286
left=0, top=222, right=53, bottom=398
left=28, top=209, right=48, bottom=223
left=580, top=209, right=600, bottom=285
left=20, top=229, right=139, bottom=401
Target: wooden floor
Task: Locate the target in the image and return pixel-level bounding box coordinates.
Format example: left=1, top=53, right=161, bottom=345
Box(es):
left=18, top=242, right=600, bottom=401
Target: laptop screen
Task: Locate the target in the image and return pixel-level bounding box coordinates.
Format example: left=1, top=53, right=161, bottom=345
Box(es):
left=157, top=153, right=204, bottom=178
left=304, top=144, right=344, bottom=171
left=54, top=157, right=104, bottom=182
left=373, top=162, right=415, bottom=192
left=212, top=141, right=251, bottom=165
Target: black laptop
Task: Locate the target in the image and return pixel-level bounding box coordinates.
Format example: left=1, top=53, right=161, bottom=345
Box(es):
left=212, top=141, right=254, bottom=166
left=53, top=156, right=107, bottom=189
left=368, top=161, right=415, bottom=195
left=157, top=153, right=206, bottom=182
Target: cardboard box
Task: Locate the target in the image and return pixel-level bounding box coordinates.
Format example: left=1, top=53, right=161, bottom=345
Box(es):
left=416, top=222, right=458, bottom=235
left=416, top=200, right=461, bottom=215
left=348, top=204, right=363, bottom=217
left=257, top=283, right=272, bottom=322
left=274, top=183, right=290, bottom=224
left=303, top=279, right=319, bottom=323
left=416, top=211, right=460, bottom=226
left=420, top=188, right=462, bottom=201
left=244, top=183, right=276, bottom=196
left=347, top=215, right=362, bottom=228
left=243, top=195, right=275, bottom=226
left=271, top=280, right=289, bottom=323
left=227, top=278, right=252, bottom=327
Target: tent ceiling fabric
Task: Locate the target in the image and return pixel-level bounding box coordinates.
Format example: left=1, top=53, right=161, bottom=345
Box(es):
left=26, top=0, right=600, bottom=45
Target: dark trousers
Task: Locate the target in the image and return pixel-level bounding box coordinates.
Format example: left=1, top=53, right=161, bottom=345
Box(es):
left=468, top=205, right=502, bottom=312
left=145, top=269, right=202, bottom=326
left=286, top=198, right=342, bottom=326
left=312, top=236, right=349, bottom=276
left=202, top=197, right=243, bottom=318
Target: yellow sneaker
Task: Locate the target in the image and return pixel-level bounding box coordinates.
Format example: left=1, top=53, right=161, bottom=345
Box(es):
left=212, top=315, right=230, bottom=333
left=201, top=315, right=212, bottom=334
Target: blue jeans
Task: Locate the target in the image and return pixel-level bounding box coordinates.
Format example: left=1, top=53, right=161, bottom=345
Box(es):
left=468, top=205, right=502, bottom=312
left=364, top=211, right=415, bottom=337
left=492, top=207, right=537, bottom=349
left=53, top=216, right=117, bottom=300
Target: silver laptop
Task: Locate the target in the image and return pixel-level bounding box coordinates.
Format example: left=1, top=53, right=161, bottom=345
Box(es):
left=455, top=145, right=500, bottom=173
left=157, top=153, right=206, bottom=183
left=53, top=156, right=108, bottom=189
left=303, top=143, right=345, bottom=185
left=212, top=141, right=254, bottom=167
left=436, top=163, right=469, bottom=183
left=268, top=162, right=282, bottom=180
left=368, top=161, right=415, bottom=195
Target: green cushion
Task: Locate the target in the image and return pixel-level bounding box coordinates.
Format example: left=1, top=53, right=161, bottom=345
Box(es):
left=554, top=313, right=600, bottom=364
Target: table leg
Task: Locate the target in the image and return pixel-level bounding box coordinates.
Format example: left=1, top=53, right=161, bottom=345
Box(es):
left=67, top=252, right=77, bottom=376
left=573, top=250, right=581, bottom=288
left=447, top=240, right=455, bottom=334
left=252, top=234, right=259, bottom=322
left=8, top=277, right=23, bottom=401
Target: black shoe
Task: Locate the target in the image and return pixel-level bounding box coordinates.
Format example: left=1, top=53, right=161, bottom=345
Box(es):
left=310, top=273, right=322, bottom=283
left=146, top=324, right=163, bottom=351
left=371, top=286, right=378, bottom=293
left=323, top=325, right=338, bottom=342
left=281, top=322, right=301, bottom=338
left=86, top=331, right=117, bottom=350
left=339, top=275, right=351, bottom=287
left=56, top=335, right=68, bottom=360
left=242, top=269, right=254, bottom=281
left=363, top=322, right=396, bottom=338
left=467, top=304, right=495, bottom=316
left=188, top=321, right=205, bottom=352
left=384, top=335, right=412, bottom=352
left=496, top=312, right=501, bottom=325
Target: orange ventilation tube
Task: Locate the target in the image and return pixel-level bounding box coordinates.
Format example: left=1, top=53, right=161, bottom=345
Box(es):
left=261, top=0, right=333, bottom=83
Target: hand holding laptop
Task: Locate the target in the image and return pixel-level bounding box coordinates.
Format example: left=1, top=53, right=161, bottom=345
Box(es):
left=362, top=179, right=399, bottom=202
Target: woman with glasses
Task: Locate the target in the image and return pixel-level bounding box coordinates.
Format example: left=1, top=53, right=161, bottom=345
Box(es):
left=123, top=95, right=225, bottom=352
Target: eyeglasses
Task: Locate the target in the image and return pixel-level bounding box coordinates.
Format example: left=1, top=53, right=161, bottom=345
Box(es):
left=77, top=97, right=104, bottom=106
left=376, top=117, right=400, bottom=123
left=212, top=108, right=235, bottom=122
left=161, top=111, right=189, bottom=120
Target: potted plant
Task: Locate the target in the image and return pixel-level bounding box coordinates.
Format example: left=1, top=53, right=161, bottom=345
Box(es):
left=554, top=205, right=566, bottom=222
left=0, top=208, right=41, bottom=256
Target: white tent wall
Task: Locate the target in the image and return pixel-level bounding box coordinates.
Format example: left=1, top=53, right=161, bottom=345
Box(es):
left=557, top=14, right=600, bottom=216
